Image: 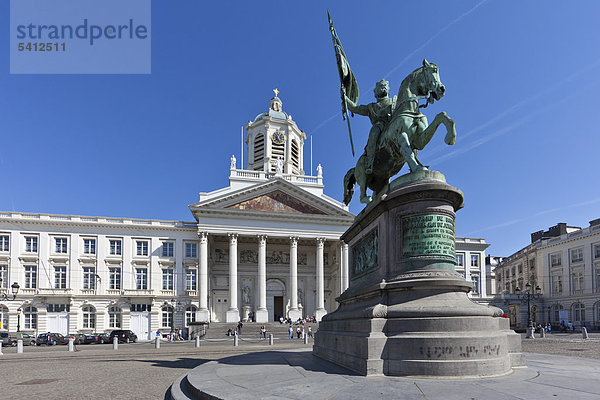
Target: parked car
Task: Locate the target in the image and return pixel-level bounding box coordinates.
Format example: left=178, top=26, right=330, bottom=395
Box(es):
left=35, top=333, right=69, bottom=345
left=96, top=333, right=111, bottom=344
left=71, top=334, right=87, bottom=345
left=109, top=330, right=138, bottom=343
left=8, top=332, right=37, bottom=346
left=81, top=334, right=101, bottom=344
left=1, top=332, right=15, bottom=346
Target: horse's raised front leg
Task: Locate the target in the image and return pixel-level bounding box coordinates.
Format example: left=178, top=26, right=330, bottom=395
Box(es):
left=414, top=111, right=456, bottom=150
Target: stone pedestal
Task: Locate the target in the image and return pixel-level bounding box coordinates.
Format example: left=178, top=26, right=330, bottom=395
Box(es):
left=242, top=306, right=251, bottom=322
left=197, top=309, right=210, bottom=323
left=226, top=309, right=240, bottom=323
left=288, top=308, right=302, bottom=322
left=313, top=171, right=523, bottom=377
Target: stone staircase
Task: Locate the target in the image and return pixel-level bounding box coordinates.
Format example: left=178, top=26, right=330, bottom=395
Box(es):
left=201, top=321, right=317, bottom=340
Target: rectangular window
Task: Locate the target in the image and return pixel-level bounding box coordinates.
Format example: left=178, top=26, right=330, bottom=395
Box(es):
left=456, top=253, right=464, bottom=267
left=572, top=271, right=584, bottom=294
left=471, top=275, right=480, bottom=295
left=136, top=240, right=149, bottom=256
left=162, top=242, right=174, bottom=257
left=0, top=265, right=7, bottom=288
left=109, top=239, right=122, bottom=256
left=162, top=308, right=173, bottom=327
left=594, top=244, right=600, bottom=259
left=25, top=265, right=37, bottom=288
left=0, top=235, right=9, bottom=251
left=54, top=266, right=67, bottom=289
left=551, top=274, right=562, bottom=295
left=470, top=254, right=479, bottom=268
left=136, top=268, right=148, bottom=290
left=109, top=267, right=121, bottom=290
left=185, top=268, right=197, bottom=291
left=185, top=243, right=197, bottom=258
left=570, top=248, right=583, bottom=263
left=162, top=268, right=174, bottom=290
left=83, top=239, right=96, bottom=255
left=517, top=264, right=522, bottom=274
left=25, top=237, right=38, bottom=253
left=550, top=253, right=561, bottom=267
left=528, top=259, right=536, bottom=271
left=82, top=267, right=96, bottom=290
left=55, top=237, right=68, bottom=254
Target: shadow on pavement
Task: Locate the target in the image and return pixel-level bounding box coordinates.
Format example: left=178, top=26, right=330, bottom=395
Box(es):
left=94, top=357, right=210, bottom=369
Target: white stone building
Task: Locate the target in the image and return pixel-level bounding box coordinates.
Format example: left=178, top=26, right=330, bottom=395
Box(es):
left=0, top=94, right=493, bottom=339
left=493, top=220, right=600, bottom=330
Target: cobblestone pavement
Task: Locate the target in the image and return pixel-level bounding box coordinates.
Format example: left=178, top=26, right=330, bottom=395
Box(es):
left=0, top=337, right=310, bottom=400
left=520, top=332, right=600, bottom=360
left=1, top=333, right=599, bottom=400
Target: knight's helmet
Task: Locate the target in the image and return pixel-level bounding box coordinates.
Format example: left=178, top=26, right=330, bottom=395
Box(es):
left=374, top=79, right=390, bottom=99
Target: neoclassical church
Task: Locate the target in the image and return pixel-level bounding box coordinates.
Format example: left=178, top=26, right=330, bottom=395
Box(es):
left=0, top=94, right=354, bottom=340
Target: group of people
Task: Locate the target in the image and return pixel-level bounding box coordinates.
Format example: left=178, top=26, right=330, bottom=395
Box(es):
left=226, top=321, right=244, bottom=337
left=156, top=328, right=187, bottom=341
left=288, top=324, right=312, bottom=339
left=279, top=316, right=317, bottom=325
left=534, top=323, right=552, bottom=334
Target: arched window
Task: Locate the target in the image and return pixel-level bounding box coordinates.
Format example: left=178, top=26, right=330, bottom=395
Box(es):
left=185, top=305, right=197, bottom=327
left=572, top=303, right=585, bottom=322
left=24, top=306, right=37, bottom=330
left=291, top=139, right=299, bottom=169
left=253, top=133, right=264, bottom=169
left=108, top=306, right=122, bottom=329
left=162, top=306, right=173, bottom=328
left=82, top=306, right=96, bottom=329
left=0, top=306, right=8, bottom=330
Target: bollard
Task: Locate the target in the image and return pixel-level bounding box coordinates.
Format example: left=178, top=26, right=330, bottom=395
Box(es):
left=540, top=329, right=546, bottom=338
left=17, top=339, right=23, bottom=354
left=155, top=337, right=161, bottom=349
left=233, top=334, right=239, bottom=347
left=0, top=341, right=3, bottom=355
left=68, top=338, right=74, bottom=352
left=582, top=327, right=589, bottom=339
left=268, top=333, right=273, bottom=346
left=113, top=336, right=118, bottom=350
left=195, top=336, right=200, bottom=348
left=303, top=334, right=309, bottom=345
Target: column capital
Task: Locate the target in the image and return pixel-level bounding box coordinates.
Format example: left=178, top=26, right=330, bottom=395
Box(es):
left=199, top=231, right=208, bottom=243
left=228, top=233, right=238, bottom=243
left=289, top=236, right=299, bottom=245
left=316, top=237, right=326, bottom=247
left=258, top=234, right=267, bottom=244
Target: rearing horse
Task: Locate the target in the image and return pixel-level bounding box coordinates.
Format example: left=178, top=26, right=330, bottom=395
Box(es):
left=343, top=59, right=456, bottom=205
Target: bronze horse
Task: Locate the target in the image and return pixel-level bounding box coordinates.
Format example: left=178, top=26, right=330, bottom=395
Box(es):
left=344, top=59, right=456, bottom=205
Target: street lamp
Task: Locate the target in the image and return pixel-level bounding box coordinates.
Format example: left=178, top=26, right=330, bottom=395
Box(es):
left=0, top=278, right=20, bottom=301
left=515, top=282, right=542, bottom=337
left=17, top=308, right=21, bottom=332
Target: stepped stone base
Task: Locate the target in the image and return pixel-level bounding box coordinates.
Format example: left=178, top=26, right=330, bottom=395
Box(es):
left=313, top=171, right=523, bottom=377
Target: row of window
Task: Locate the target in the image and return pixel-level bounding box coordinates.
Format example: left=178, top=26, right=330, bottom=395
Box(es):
left=0, top=305, right=199, bottom=331
left=550, top=244, right=600, bottom=267
left=548, top=302, right=600, bottom=323
left=0, top=235, right=198, bottom=259
left=0, top=265, right=198, bottom=291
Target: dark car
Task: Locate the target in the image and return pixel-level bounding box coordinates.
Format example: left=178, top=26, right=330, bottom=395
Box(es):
left=109, top=330, right=137, bottom=343
left=96, top=333, right=111, bottom=344
left=72, top=333, right=87, bottom=344
left=81, top=334, right=102, bottom=344
left=35, top=333, right=69, bottom=345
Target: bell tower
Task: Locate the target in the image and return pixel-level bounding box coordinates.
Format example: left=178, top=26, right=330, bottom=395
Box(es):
left=245, top=90, right=306, bottom=175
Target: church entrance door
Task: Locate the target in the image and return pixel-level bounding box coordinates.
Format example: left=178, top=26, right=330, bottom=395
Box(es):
left=273, top=296, right=283, bottom=321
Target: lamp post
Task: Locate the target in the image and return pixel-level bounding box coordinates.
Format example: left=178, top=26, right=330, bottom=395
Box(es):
left=515, top=282, right=542, bottom=338
left=17, top=308, right=21, bottom=332
left=0, top=278, right=20, bottom=301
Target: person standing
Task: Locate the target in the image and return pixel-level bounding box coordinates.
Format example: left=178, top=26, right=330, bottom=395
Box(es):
left=237, top=321, right=243, bottom=335
left=308, top=326, right=313, bottom=338
left=288, top=325, right=293, bottom=339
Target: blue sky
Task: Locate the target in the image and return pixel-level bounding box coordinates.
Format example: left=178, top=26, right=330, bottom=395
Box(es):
left=1, top=1, right=599, bottom=256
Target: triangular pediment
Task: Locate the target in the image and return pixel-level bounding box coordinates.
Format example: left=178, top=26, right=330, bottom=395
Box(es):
left=189, top=178, right=354, bottom=219
left=226, top=190, right=326, bottom=215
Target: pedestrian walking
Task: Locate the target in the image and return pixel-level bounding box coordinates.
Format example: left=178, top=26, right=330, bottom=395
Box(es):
left=288, top=325, right=293, bottom=339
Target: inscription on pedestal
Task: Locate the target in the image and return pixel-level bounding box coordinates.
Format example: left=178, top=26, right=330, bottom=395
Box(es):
left=402, top=214, right=455, bottom=258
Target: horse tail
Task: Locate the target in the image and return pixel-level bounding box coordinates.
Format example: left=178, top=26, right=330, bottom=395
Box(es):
left=343, top=168, right=356, bottom=205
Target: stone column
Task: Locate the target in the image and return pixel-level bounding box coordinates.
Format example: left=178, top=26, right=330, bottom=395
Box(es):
left=341, top=241, right=349, bottom=292
left=226, top=233, right=240, bottom=323
left=288, top=237, right=301, bottom=321
left=198, top=232, right=209, bottom=322
left=255, top=235, right=268, bottom=323
left=315, top=237, right=326, bottom=321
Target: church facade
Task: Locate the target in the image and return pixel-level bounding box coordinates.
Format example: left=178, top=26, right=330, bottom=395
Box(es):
left=0, top=94, right=491, bottom=340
